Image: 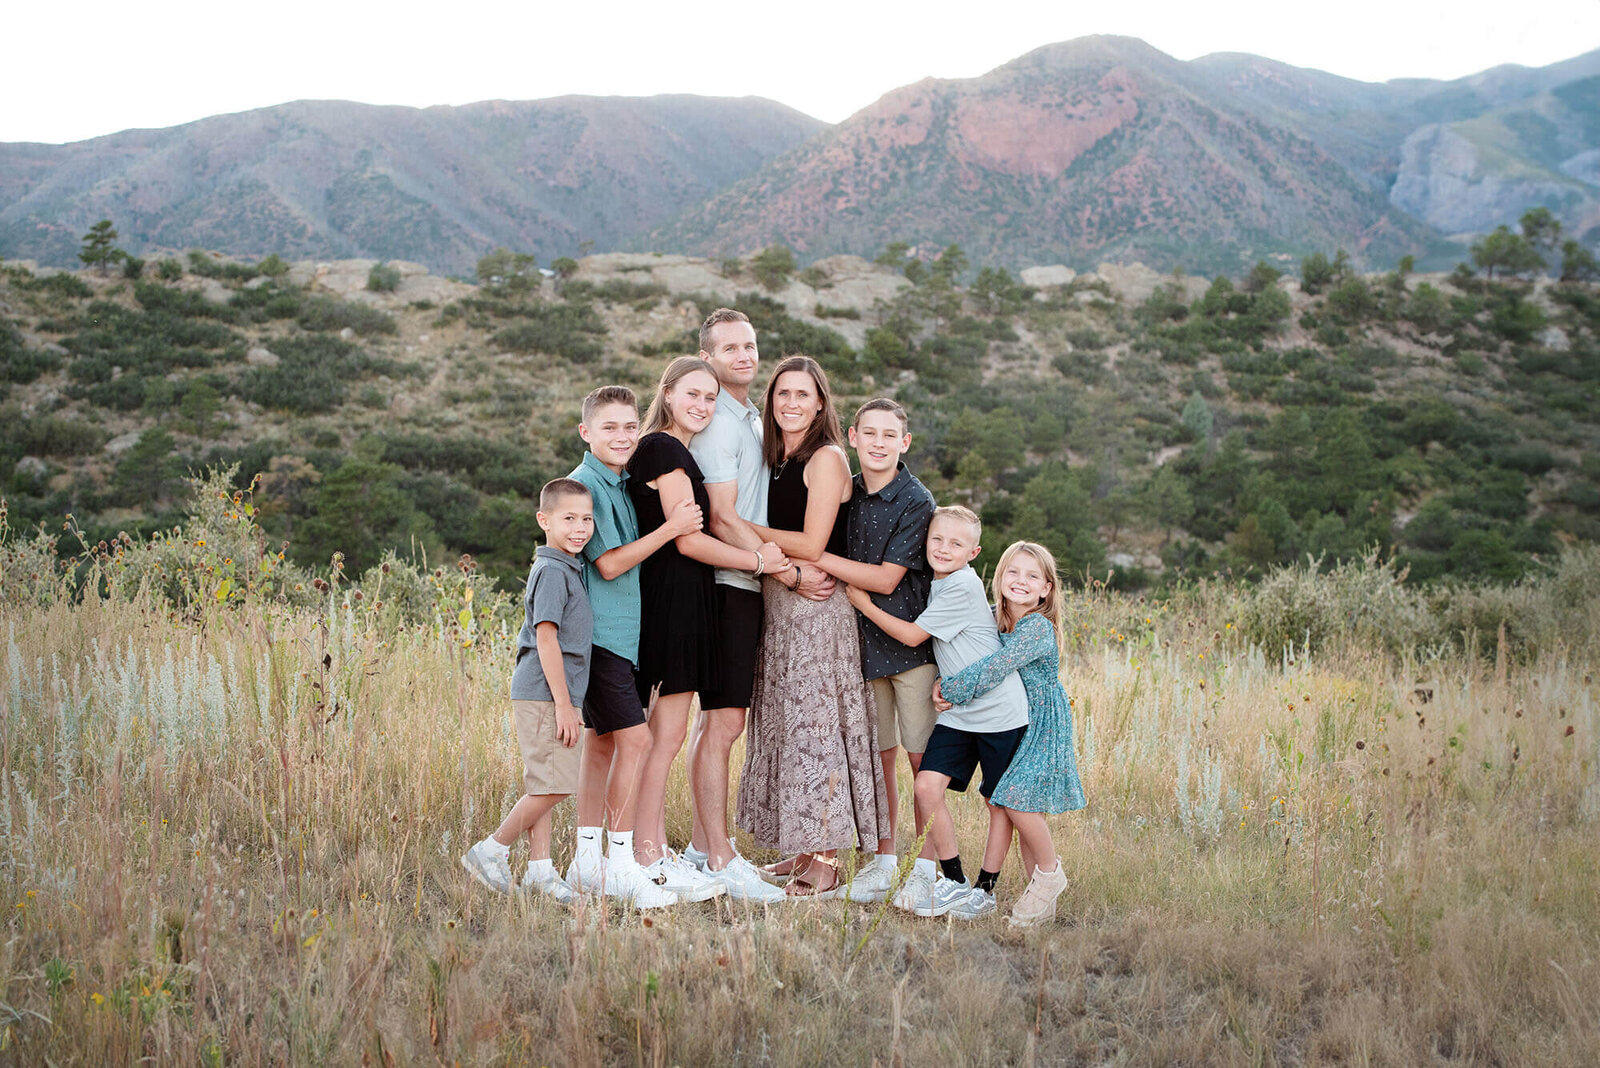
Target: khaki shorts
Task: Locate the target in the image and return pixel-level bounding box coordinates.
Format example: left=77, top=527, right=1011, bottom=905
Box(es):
left=870, top=664, right=939, bottom=755
left=512, top=699, right=580, bottom=796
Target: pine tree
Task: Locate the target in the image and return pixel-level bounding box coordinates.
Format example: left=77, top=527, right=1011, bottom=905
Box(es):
left=79, top=219, right=126, bottom=275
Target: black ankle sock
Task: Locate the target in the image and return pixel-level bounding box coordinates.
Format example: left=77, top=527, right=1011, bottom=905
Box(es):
left=975, top=868, right=1000, bottom=893
left=939, top=856, right=965, bottom=883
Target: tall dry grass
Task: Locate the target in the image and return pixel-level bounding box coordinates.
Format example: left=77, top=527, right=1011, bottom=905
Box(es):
left=1, top=483, right=1597, bottom=1064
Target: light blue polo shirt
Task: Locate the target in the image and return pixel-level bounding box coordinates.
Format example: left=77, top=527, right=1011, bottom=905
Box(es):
left=568, top=451, right=641, bottom=666
left=689, top=389, right=768, bottom=592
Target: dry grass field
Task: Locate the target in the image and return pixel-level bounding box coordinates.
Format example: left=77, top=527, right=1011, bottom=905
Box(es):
left=1, top=484, right=1598, bottom=1065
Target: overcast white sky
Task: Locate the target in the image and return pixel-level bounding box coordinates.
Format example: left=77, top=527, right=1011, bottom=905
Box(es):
left=7, top=0, right=1600, bottom=144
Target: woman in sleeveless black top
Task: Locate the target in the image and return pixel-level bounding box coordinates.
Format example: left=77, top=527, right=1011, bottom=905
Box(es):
left=735, top=356, right=889, bottom=894
left=626, top=356, right=789, bottom=875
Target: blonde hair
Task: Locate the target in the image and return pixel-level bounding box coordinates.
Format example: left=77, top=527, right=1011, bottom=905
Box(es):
left=931, top=504, right=981, bottom=541
left=992, top=541, right=1064, bottom=643
left=641, top=356, right=718, bottom=436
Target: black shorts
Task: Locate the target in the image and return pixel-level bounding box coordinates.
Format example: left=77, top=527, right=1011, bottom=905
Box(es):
left=919, top=723, right=1028, bottom=799
left=697, top=585, right=763, bottom=710
left=583, top=646, right=647, bottom=735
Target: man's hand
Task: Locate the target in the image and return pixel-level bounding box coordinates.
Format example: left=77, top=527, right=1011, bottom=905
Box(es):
left=757, top=541, right=790, bottom=574
left=556, top=703, right=583, bottom=748
left=663, top=495, right=703, bottom=538
left=931, top=679, right=952, bottom=713
left=795, top=564, right=836, bottom=602
left=844, top=583, right=872, bottom=612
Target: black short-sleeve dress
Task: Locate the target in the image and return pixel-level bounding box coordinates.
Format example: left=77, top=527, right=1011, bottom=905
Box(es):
left=626, top=431, right=720, bottom=703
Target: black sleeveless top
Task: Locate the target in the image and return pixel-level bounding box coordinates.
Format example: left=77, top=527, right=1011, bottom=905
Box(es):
left=768, top=448, right=849, bottom=556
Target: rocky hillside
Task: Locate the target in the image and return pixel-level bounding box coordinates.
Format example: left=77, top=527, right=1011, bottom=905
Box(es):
left=0, top=96, right=825, bottom=276
left=647, top=38, right=1600, bottom=273
left=3, top=244, right=1596, bottom=592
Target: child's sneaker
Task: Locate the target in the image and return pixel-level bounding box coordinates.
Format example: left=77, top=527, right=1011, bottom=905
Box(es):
left=646, top=851, right=726, bottom=902
left=708, top=856, right=787, bottom=903
left=1008, top=862, right=1068, bottom=928
left=947, top=886, right=997, bottom=920
left=564, top=854, right=608, bottom=897
left=460, top=840, right=514, bottom=894
left=892, top=869, right=971, bottom=917
left=521, top=865, right=577, bottom=903
left=843, top=862, right=897, bottom=904
left=606, top=862, right=680, bottom=910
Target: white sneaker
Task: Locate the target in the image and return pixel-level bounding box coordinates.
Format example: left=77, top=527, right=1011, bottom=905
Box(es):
left=843, top=863, right=897, bottom=904
left=893, top=871, right=970, bottom=918
left=1009, top=863, right=1068, bottom=928
left=647, top=852, right=726, bottom=902
left=947, top=886, right=997, bottom=920
left=564, top=854, right=608, bottom=897
left=682, top=844, right=711, bottom=871
left=707, top=855, right=787, bottom=903
left=521, top=867, right=577, bottom=903
left=605, top=862, right=680, bottom=909
left=460, top=841, right=514, bottom=894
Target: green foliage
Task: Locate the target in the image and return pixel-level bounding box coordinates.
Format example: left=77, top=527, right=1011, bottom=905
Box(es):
left=491, top=301, right=607, bottom=361
left=1299, top=249, right=1349, bottom=296
left=19, top=272, right=92, bottom=301
left=110, top=427, right=183, bottom=507
left=257, top=254, right=290, bottom=277
left=1559, top=240, right=1599, bottom=283
left=155, top=258, right=183, bottom=281
left=1, top=320, right=61, bottom=383
left=295, top=295, right=397, bottom=336
left=240, top=335, right=395, bottom=413
left=293, top=442, right=435, bottom=575
left=1471, top=226, right=1544, bottom=280
left=3, top=408, right=108, bottom=457
left=367, top=262, right=402, bottom=293
left=186, top=251, right=260, bottom=283
left=476, top=248, right=539, bottom=292
left=121, top=256, right=145, bottom=280
left=750, top=245, right=797, bottom=291
left=79, top=219, right=126, bottom=275
left=550, top=257, right=579, bottom=279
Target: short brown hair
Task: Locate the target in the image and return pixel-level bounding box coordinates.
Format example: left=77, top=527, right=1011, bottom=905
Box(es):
left=581, top=385, right=637, bottom=425
left=853, top=397, right=908, bottom=434
left=539, top=477, right=591, bottom=512
left=931, top=504, right=981, bottom=541
left=698, top=307, right=752, bottom=355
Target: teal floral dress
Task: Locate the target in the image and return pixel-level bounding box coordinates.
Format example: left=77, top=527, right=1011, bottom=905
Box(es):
left=940, top=613, right=1086, bottom=814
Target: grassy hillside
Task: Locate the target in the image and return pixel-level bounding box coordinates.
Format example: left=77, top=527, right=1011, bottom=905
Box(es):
left=2, top=244, right=1598, bottom=600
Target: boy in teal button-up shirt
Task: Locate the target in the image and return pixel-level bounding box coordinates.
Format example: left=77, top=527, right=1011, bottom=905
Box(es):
left=563, top=386, right=701, bottom=904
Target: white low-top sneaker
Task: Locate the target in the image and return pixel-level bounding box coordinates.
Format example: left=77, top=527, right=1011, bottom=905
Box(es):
left=893, top=871, right=970, bottom=917
left=521, top=867, right=576, bottom=903
left=606, top=862, right=680, bottom=909
left=843, top=863, right=897, bottom=904
left=460, top=841, right=514, bottom=894
left=708, top=856, right=787, bottom=903
left=947, top=886, right=996, bottom=920
left=564, top=855, right=608, bottom=897
left=647, top=852, right=726, bottom=902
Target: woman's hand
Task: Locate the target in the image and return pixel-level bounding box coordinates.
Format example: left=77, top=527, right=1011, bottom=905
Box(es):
left=931, top=679, right=952, bottom=713
left=757, top=541, right=790, bottom=574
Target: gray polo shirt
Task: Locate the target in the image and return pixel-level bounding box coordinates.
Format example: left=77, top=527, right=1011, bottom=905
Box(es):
left=510, top=546, right=593, bottom=705
left=688, top=389, right=768, bottom=592
left=916, top=566, right=1029, bottom=733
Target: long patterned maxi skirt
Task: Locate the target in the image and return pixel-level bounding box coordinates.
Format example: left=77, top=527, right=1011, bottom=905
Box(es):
left=736, top=580, right=890, bottom=853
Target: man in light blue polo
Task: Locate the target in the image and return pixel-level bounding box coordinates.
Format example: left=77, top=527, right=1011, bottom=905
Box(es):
left=684, top=308, right=832, bottom=900
left=564, top=385, right=701, bottom=908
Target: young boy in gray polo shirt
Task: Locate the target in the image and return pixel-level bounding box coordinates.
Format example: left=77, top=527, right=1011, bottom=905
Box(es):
left=846, top=505, right=1028, bottom=919
left=461, top=478, right=595, bottom=900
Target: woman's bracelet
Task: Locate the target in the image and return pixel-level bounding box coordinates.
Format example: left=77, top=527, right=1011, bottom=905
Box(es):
left=752, top=549, right=765, bottom=576
left=788, top=564, right=802, bottom=590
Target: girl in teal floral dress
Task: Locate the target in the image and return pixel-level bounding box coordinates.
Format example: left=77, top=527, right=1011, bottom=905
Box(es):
left=936, top=540, right=1085, bottom=925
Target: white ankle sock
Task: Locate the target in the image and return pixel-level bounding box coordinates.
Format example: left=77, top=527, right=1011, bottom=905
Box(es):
left=913, top=857, right=936, bottom=879
left=607, top=831, right=635, bottom=866
left=576, top=826, right=602, bottom=862
left=875, top=852, right=898, bottom=872
left=481, top=836, right=510, bottom=859
left=527, top=857, right=555, bottom=880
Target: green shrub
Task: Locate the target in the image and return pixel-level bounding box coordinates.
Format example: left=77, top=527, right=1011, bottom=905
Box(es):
left=5, top=410, right=108, bottom=457
left=239, top=335, right=396, bottom=413
left=1, top=321, right=62, bottom=383
left=19, top=273, right=91, bottom=300
left=121, top=256, right=145, bottom=280
left=295, top=295, right=397, bottom=336
left=491, top=302, right=606, bottom=361
left=155, top=258, right=184, bottom=281
left=186, top=251, right=260, bottom=283
left=367, top=262, right=402, bottom=293
left=257, top=254, right=290, bottom=277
